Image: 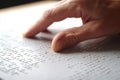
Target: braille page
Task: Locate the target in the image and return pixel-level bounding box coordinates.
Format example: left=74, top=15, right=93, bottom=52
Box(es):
left=0, top=1, right=120, bottom=80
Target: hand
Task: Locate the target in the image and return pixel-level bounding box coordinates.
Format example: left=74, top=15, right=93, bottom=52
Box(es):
left=24, top=0, right=120, bottom=52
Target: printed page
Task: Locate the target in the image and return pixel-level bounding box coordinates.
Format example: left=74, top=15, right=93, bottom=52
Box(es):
left=0, top=1, right=120, bottom=80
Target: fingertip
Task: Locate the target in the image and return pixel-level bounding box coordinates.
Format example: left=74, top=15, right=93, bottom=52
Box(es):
left=51, top=41, right=62, bottom=52
left=22, top=32, right=31, bottom=38
left=51, top=30, right=79, bottom=52
left=22, top=29, right=36, bottom=38
left=52, top=32, right=66, bottom=52
left=22, top=30, right=32, bottom=38
left=51, top=27, right=88, bottom=52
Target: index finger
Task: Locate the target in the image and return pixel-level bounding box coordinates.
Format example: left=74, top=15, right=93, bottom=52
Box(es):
left=24, top=0, right=82, bottom=37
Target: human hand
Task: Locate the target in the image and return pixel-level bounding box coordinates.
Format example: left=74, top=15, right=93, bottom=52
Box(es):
left=24, top=0, right=120, bottom=52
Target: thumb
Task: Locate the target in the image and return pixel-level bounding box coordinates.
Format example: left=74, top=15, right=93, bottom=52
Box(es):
left=52, top=21, right=104, bottom=52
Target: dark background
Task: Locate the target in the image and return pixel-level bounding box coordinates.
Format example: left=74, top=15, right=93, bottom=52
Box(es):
left=0, top=0, right=47, bottom=9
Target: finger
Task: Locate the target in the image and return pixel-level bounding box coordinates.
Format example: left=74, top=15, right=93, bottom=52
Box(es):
left=24, top=0, right=81, bottom=37
left=52, top=20, right=105, bottom=52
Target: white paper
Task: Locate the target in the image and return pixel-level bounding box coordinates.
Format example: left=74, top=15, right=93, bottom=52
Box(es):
left=0, top=2, right=120, bottom=80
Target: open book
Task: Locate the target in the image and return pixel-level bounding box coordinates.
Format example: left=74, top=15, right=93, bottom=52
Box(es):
left=0, top=1, right=120, bottom=80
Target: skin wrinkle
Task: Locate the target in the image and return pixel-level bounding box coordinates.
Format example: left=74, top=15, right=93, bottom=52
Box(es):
left=24, top=0, right=120, bottom=52
left=64, top=35, right=78, bottom=49
left=107, top=0, right=120, bottom=9
left=65, top=27, right=88, bottom=44
left=64, top=1, right=81, bottom=18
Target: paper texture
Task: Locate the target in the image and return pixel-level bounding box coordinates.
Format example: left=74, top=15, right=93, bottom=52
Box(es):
left=0, top=1, right=120, bottom=80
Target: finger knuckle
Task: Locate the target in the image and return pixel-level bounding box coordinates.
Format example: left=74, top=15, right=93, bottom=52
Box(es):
left=43, top=9, right=53, bottom=19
